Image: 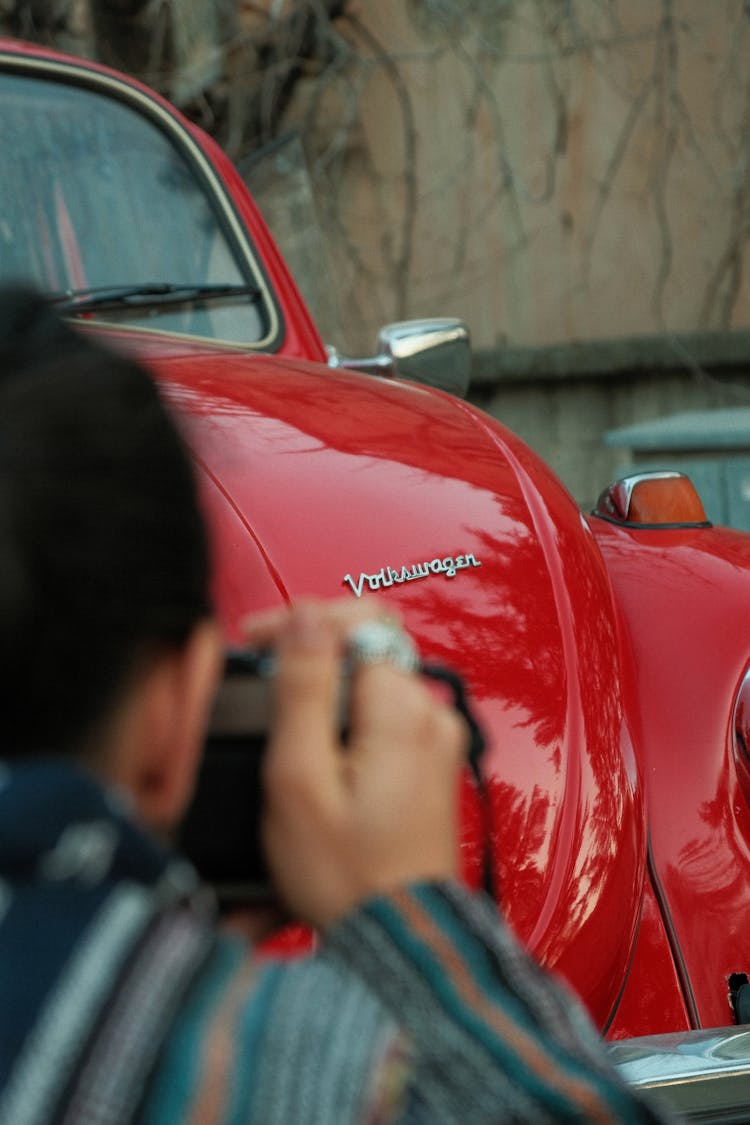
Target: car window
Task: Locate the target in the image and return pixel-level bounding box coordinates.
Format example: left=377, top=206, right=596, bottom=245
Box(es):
left=0, top=71, right=270, bottom=344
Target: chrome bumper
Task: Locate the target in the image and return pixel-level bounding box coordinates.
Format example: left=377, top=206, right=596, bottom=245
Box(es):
left=609, top=1026, right=750, bottom=1122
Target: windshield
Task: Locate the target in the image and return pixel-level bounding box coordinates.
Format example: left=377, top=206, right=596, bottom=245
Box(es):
left=0, top=70, right=272, bottom=344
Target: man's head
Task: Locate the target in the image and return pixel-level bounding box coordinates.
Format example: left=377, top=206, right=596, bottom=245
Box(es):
left=0, top=287, right=222, bottom=825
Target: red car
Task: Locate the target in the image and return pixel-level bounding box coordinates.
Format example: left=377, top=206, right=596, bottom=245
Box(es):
left=2, top=37, right=750, bottom=1118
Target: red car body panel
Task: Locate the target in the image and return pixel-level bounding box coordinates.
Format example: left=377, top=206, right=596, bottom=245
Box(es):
left=3, top=38, right=750, bottom=1048
left=592, top=521, right=750, bottom=1031
left=144, top=346, right=645, bottom=1028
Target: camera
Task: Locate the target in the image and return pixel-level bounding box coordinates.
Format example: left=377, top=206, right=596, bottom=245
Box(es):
left=177, top=650, right=280, bottom=907
left=177, top=647, right=487, bottom=908
left=177, top=650, right=348, bottom=907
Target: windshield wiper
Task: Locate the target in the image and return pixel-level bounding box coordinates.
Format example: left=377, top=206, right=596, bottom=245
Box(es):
left=51, top=282, right=262, bottom=315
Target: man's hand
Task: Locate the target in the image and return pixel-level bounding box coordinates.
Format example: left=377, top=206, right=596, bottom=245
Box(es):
left=244, top=599, right=467, bottom=929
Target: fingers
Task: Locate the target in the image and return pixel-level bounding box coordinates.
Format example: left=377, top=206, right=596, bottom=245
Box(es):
left=246, top=597, right=468, bottom=928
left=242, top=596, right=397, bottom=651
left=262, top=603, right=343, bottom=812
left=351, top=659, right=467, bottom=771
left=257, top=602, right=353, bottom=924
left=251, top=597, right=467, bottom=798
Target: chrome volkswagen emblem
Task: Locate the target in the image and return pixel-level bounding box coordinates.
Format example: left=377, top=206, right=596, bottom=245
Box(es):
left=343, top=552, right=481, bottom=598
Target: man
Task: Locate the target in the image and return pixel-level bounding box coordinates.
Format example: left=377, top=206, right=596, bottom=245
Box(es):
left=0, top=289, right=673, bottom=1123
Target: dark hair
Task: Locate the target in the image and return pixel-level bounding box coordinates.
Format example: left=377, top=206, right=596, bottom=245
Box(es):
left=0, top=287, right=211, bottom=756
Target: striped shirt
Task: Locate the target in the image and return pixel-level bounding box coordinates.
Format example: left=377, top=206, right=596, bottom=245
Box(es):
left=0, top=760, right=674, bottom=1123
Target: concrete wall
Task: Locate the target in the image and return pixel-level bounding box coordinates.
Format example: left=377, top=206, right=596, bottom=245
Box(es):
left=254, top=1, right=750, bottom=526
left=284, top=1, right=750, bottom=359
left=248, top=3, right=750, bottom=524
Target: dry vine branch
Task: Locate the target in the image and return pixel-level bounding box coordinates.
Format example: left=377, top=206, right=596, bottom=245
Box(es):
left=649, top=0, right=679, bottom=328
left=339, top=10, right=418, bottom=320
left=0, top=0, right=80, bottom=41
left=699, top=72, right=750, bottom=331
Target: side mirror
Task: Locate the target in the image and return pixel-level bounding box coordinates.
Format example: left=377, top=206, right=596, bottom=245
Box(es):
left=328, top=318, right=471, bottom=398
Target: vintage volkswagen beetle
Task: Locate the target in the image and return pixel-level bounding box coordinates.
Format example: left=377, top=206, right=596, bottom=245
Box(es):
left=3, top=37, right=750, bottom=1119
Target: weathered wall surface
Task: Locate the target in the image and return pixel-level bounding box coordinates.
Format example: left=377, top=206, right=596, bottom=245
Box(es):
left=286, top=1, right=750, bottom=355
left=268, top=1, right=750, bottom=513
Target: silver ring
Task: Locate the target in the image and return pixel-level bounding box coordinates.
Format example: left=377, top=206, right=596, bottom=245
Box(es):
left=347, top=621, right=420, bottom=674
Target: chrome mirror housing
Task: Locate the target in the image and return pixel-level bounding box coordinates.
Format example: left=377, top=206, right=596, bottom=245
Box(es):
left=328, top=318, right=471, bottom=398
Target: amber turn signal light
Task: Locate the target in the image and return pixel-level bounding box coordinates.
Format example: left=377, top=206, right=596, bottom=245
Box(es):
left=595, top=471, right=710, bottom=527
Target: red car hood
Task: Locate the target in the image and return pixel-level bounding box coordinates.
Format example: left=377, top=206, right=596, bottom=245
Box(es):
left=126, top=337, right=644, bottom=1028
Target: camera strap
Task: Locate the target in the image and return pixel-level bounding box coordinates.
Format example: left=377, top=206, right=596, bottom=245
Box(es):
left=421, top=663, right=497, bottom=904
